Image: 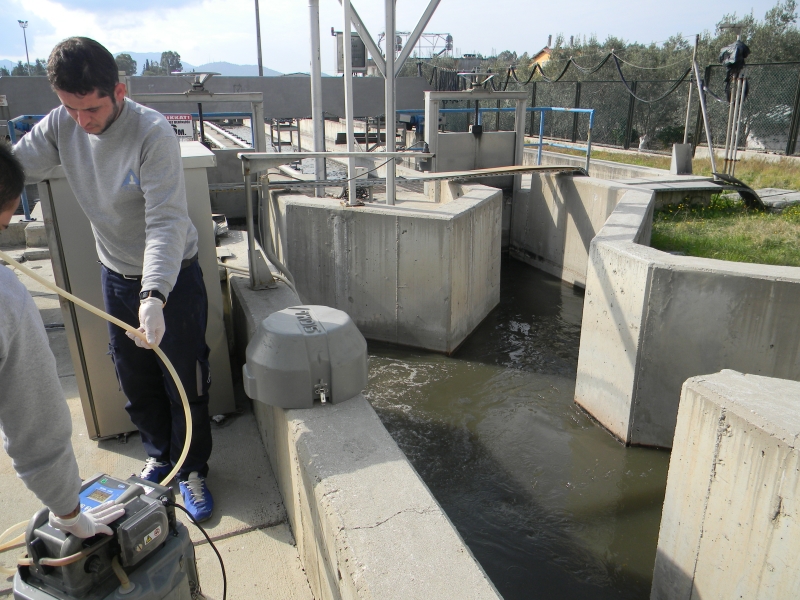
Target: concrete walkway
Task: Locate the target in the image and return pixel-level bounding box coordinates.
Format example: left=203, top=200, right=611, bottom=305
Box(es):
left=0, top=258, right=313, bottom=600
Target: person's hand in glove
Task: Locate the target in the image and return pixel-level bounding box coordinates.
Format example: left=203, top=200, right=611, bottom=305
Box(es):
left=49, top=502, right=126, bottom=538
left=125, top=297, right=165, bottom=348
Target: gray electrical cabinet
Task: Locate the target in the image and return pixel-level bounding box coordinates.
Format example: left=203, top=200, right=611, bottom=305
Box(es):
left=38, top=142, right=235, bottom=438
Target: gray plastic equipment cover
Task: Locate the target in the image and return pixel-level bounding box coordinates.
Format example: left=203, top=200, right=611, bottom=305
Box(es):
left=242, top=305, right=368, bottom=408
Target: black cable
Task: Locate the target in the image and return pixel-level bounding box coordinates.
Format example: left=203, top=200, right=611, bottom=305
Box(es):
left=612, top=55, right=691, bottom=103
left=162, top=499, right=227, bottom=600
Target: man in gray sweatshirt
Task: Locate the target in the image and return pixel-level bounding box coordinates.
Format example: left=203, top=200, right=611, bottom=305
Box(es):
left=13, top=37, right=214, bottom=522
left=0, top=142, right=124, bottom=537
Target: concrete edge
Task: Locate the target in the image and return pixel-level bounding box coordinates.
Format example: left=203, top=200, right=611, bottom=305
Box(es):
left=652, top=369, right=800, bottom=599
left=682, top=370, right=800, bottom=447
left=594, top=188, right=800, bottom=282
left=229, top=275, right=501, bottom=600
left=576, top=187, right=800, bottom=447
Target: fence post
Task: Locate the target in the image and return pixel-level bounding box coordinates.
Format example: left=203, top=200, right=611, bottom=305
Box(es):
left=624, top=80, right=637, bottom=149
left=571, top=82, right=581, bottom=143
left=529, top=82, right=537, bottom=136
left=693, top=66, right=712, bottom=156
left=785, top=68, right=800, bottom=155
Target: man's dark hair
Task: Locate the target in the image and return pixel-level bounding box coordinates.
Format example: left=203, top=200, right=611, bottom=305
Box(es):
left=47, top=37, right=118, bottom=98
left=0, top=141, right=25, bottom=213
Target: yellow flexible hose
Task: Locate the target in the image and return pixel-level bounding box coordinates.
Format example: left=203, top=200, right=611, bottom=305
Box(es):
left=0, top=522, right=27, bottom=574
left=0, top=250, right=192, bottom=487
left=111, top=555, right=134, bottom=591
left=0, top=521, right=26, bottom=549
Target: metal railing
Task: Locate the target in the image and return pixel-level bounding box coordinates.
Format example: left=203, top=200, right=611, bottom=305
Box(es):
left=7, top=115, right=44, bottom=221
left=397, top=106, right=595, bottom=172
left=525, top=107, right=595, bottom=172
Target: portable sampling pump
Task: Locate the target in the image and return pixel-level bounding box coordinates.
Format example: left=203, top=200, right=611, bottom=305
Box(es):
left=14, top=475, right=199, bottom=600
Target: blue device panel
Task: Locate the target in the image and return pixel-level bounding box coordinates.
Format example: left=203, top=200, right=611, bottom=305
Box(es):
left=79, top=476, right=129, bottom=511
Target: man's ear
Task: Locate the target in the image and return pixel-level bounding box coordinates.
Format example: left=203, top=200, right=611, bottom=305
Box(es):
left=114, top=82, right=127, bottom=104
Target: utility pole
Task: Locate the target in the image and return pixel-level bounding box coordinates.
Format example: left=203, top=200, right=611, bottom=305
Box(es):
left=18, top=20, right=31, bottom=76
left=254, top=1, right=264, bottom=76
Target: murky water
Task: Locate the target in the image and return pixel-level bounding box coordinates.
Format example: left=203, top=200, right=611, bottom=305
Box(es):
left=364, top=257, right=669, bottom=599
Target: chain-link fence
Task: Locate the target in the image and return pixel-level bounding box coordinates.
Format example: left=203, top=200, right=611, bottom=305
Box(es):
left=431, top=62, right=800, bottom=155
left=702, top=62, right=800, bottom=154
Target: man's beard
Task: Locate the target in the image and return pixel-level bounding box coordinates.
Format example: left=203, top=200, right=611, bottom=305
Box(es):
left=98, top=97, right=122, bottom=134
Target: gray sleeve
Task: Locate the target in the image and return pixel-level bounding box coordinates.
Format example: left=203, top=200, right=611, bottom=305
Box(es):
left=139, top=135, right=190, bottom=297
left=0, top=276, right=81, bottom=516
left=12, top=111, right=63, bottom=184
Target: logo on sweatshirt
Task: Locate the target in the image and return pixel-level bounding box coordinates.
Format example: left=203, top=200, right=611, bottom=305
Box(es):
left=122, top=169, right=141, bottom=192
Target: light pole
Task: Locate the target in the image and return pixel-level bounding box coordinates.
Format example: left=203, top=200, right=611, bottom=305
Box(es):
left=17, top=20, right=31, bottom=76
left=254, top=1, right=263, bottom=76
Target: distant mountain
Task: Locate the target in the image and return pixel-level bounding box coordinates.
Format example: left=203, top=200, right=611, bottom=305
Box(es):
left=114, top=52, right=280, bottom=76
left=1, top=55, right=283, bottom=77
left=0, top=59, right=19, bottom=73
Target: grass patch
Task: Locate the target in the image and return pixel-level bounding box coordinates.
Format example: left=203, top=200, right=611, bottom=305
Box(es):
left=651, top=197, right=800, bottom=267
left=549, top=146, right=800, bottom=190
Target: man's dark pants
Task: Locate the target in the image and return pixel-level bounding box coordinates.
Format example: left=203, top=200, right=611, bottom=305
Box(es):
left=102, top=261, right=212, bottom=479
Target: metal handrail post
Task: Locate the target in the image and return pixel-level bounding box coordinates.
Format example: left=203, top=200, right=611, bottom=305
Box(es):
left=309, top=0, right=326, bottom=197
left=342, top=0, right=358, bottom=206
left=537, top=109, right=545, bottom=165
left=8, top=116, right=40, bottom=221
left=585, top=110, right=594, bottom=173
left=385, top=0, right=396, bottom=205
left=244, top=169, right=255, bottom=289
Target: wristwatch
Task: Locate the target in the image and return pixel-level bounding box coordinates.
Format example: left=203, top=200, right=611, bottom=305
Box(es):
left=139, top=289, right=167, bottom=306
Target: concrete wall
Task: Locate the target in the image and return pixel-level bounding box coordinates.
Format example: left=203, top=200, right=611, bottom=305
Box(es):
left=525, top=148, right=675, bottom=180
left=230, top=277, right=501, bottom=600
left=652, top=370, right=800, bottom=599
left=574, top=188, right=800, bottom=448
left=509, top=174, right=629, bottom=287
left=270, top=185, right=502, bottom=353
left=0, top=75, right=431, bottom=120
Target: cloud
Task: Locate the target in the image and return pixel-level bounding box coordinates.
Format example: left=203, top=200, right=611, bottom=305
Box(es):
left=0, top=0, right=57, bottom=60
left=55, top=0, right=196, bottom=11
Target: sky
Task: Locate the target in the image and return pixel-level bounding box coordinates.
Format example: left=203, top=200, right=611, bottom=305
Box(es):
left=0, top=0, right=782, bottom=74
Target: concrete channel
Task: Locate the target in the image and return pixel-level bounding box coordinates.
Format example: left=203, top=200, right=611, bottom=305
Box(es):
left=3, top=72, right=799, bottom=599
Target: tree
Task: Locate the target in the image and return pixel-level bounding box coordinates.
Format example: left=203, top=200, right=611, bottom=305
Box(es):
left=142, top=59, right=165, bottom=76
left=31, top=59, right=46, bottom=76
left=0, top=66, right=10, bottom=77
left=9, top=59, right=46, bottom=76
left=11, top=61, right=29, bottom=76
left=115, top=53, right=137, bottom=76
left=160, top=51, right=182, bottom=74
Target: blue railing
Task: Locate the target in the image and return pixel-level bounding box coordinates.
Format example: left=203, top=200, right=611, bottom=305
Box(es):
left=7, top=115, right=45, bottom=221
left=396, top=106, right=595, bottom=172
left=525, top=107, right=594, bottom=173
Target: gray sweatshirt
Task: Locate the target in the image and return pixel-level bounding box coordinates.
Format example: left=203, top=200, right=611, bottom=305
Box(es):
left=14, top=98, right=198, bottom=297
left=0, top=266, right=80, bottom=516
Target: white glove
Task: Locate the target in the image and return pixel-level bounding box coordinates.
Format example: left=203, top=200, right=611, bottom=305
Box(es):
left=125, top=297, right=165, bottom=348
left=49, top=502, right=126, bottom=538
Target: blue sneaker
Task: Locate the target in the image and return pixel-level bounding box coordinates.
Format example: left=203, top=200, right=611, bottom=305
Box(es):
left=179, top=473, right=214, bottom=523
left=140, top=457, right=172, bottom=483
